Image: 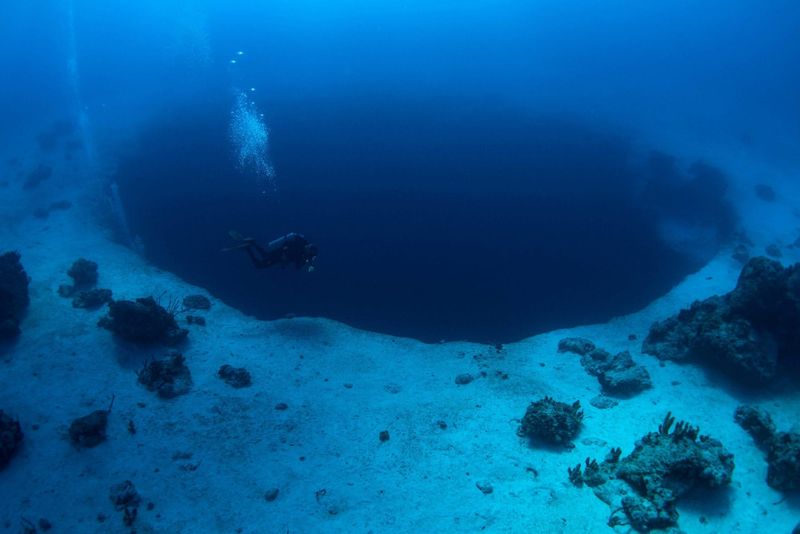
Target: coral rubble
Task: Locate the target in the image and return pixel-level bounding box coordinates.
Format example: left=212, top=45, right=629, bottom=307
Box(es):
left=0, top=410, right=23, bottom=469
left=735, top=404, right=800, bottom=491
left=67, top=258, right=99, bottom=288
left=568, top=412, right=734, bottom=532
left=643, top=257, right=800, bottom=386
left=98, top=296, right=188, bottom=345
left=518, top=396, right=583, bottom=448
left=0, top=251, right=29, bottom=340
left=137, top=352, right=192, bottom=398
left=217, top=364, right=252, bottom=388
left=559, top=339, right=651, bottom=396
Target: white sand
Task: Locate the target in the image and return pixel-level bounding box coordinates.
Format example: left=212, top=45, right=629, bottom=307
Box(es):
left=1, top=153, right=798, bottom=533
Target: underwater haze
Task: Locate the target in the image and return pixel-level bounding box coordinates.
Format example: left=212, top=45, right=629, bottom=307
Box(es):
left=2, top=1, right=800, bottom=532
left=3, top=1, right=800, bottom=341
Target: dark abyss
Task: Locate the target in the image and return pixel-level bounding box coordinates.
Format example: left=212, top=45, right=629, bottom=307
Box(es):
left=114, top=95, right=731, bottom=343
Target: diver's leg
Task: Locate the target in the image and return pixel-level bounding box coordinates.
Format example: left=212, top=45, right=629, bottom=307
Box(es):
left=245, top=242, right=273, bottom=268
left=244, top=244, right=263, bottom=268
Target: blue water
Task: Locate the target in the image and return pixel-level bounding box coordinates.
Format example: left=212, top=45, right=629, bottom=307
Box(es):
left=3, top=1, right=798, bottom=341
left=117, top=96, right=712, bottom=342
left=2, top=2, right=800, bottom=532
left=0, top=1, right=800, bottom=342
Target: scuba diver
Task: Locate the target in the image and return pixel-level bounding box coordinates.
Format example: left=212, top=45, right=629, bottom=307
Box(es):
left=225, top=230, right=318, bottom=271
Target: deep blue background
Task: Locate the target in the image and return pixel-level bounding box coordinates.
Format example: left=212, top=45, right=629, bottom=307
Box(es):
left=116, top=95, right=710, bottom=342
left=3, top=1, right=796, bottom=341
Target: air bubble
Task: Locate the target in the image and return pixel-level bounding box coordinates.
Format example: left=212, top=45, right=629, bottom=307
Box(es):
left=229, top=91, right=276, bottom=192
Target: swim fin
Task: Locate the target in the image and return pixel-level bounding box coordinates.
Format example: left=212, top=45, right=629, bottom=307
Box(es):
left=228, top=230, right=251, bottom=241
left=222, top=230, right=256, bottom=252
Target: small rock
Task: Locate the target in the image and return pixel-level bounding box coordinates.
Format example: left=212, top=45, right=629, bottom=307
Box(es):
left=264, top=488, right=280, bottom=502
left=379, top=430, right=390, bottom=442
left=454, top=373, right=474, bottom=385
left=217, top=364, right=252, bottom=388
left=183, top=294, right=211, bottom=310
left=275, top=403, right=288, bottom=411
left=557, top=337, right=596, bottom=355
left=476, top=481, right=493, bottom=494
left=0, top=251, right=29, bottom=341
left=109, top=480, right=141, bottom=510
left=519, top=397, right=583, bottom=446
left=72, top=288, right=113, bottom=309
left=69, top=408, right=110, bottom=448
left=582, top=437, right=608, bottom=447
left=384, top=383, right=402, bottom=394
left=598, top=357, right=652, bottom=395
left=589, top=396, right=619, bottom=410
left=137, top=353, right=192, bottom=398
left=67, top=258, right=98, bottom=287
left=580, top=349, right=651, bottom=396
left=0, top=411, right=23, bottom=468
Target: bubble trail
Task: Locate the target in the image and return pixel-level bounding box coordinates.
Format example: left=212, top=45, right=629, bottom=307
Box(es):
left=229, top=90, right=276, bottom=192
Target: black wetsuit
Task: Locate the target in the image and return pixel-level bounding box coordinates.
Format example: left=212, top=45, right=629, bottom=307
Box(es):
left=244, top=233, right=317, bottom=270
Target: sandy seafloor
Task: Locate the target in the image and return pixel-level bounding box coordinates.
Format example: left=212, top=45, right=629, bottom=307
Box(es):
left=1, top=141, right=799, bottom=534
